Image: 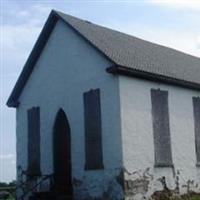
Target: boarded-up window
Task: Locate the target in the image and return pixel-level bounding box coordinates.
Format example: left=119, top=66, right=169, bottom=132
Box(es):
left=193, top=97, right=200, bottom=166
left=83, top=89, right=104, bottom=170
left=27, top=107, right=41, bottom=176
left=151, top=89, right=173, bottom=167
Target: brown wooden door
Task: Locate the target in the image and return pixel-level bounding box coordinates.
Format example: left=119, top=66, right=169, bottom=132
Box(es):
left=53, top=109, right=73, bottom=195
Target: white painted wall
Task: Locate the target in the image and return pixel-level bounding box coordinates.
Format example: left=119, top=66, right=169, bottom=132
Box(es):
left=16, top=20, right=123, bottom=200
left=15, top=16, right=200, bottom=200
left=119, top=76, right=200, bottom=199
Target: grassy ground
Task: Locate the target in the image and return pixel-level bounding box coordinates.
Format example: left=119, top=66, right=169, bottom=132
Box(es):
left=155, top=197, right=200, bottom=200
left=190, top=197, right=200, bottom=200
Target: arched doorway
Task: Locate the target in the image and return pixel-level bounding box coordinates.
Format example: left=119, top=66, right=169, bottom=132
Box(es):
left=53, top=109, right=73, bottom=195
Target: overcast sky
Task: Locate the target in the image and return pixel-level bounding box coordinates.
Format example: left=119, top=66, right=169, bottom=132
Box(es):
left=0, top=0, right=200, bottom=183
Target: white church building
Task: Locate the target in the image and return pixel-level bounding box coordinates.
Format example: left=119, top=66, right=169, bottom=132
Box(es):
left=7, top=10, right=200, bottom=200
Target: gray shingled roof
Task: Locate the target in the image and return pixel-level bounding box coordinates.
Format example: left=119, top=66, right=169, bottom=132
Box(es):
left=56, top=10, right=200, bottom=86
left=7, top=10, right=200, bottom=107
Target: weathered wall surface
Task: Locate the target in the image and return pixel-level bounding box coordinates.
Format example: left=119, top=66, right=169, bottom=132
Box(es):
left=15, top=15, right=200, bottom=200
left=119, top=76, right=200, bottom=200
left=16, top=20, right=123, bottom=200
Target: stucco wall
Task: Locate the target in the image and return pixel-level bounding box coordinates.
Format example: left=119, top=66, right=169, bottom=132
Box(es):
left=119, top=76, right=200, bottom=200
left=16, top=20, right=123, bottom=200
left=15, top=16, right=200, bottom=200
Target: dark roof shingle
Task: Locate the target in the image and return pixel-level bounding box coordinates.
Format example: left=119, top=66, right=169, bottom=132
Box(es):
left=7, top=10, right=200, bottom=107
left=56, top=10, right=200, bottom=86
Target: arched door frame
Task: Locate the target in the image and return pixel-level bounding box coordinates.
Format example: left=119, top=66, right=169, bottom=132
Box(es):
left=53, top=108, right=73, bottom=195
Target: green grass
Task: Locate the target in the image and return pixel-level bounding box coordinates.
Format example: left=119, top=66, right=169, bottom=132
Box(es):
left=151, top=195, right=200, bottom=200
left=169, top=196, right=200, bottom=200
left=190, top=197, right=200, bottom=200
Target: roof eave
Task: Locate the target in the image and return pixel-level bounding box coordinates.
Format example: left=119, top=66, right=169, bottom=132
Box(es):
left=7, top=101, right=20, bottom=108
left=7, top=10, right=200, bottom=108
left=6, top=10, right=116, bottom=108
left=107, top=65, right=200, bottom=91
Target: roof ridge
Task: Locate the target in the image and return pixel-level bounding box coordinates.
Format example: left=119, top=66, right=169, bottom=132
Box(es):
left=54, top=10, right=200, bottom=60
left=6, top=10, right=200, bottom=107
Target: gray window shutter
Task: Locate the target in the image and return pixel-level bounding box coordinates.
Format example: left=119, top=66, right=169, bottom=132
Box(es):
left=83, top=89, right=104, bottom=170
left=151, top=89, right=173, bottom=167
left=27, top=107, right=41, bottom=176
left=193, top=97, right=200, bottom=166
